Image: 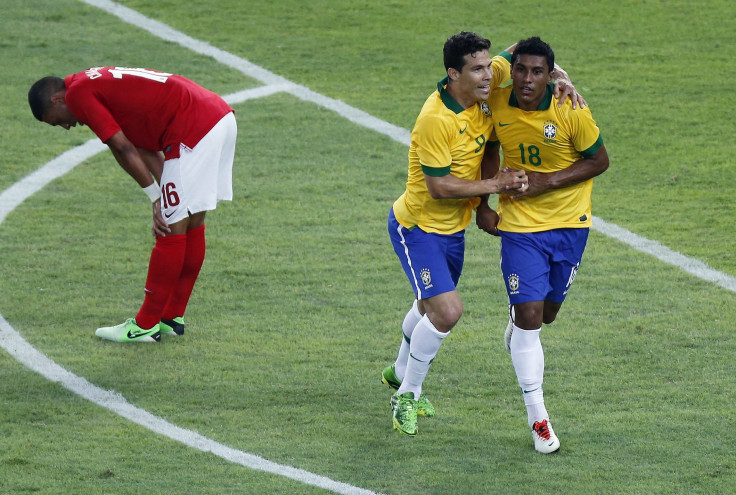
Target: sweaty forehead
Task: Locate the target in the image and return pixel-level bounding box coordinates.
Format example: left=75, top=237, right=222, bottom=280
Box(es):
left=463, top=50, right=491, bottom=68
left=514, top=54, right=549, bottom=71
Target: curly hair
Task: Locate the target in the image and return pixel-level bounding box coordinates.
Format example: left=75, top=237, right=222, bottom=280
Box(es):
left=443, top=31, right=491, bottom=73
left=510, top=36, right=555, bottom=73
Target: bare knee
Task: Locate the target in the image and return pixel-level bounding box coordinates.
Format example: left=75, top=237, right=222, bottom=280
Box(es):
left=542, top=301, right=563, bottom=325
left=419, top=295, right=463, bottom=332
left=513, top=301, right=543, bottom=330
left=439, top=302, right=463, bottom=329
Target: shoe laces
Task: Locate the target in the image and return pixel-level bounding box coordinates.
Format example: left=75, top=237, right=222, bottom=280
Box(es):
left=394, top=394, right=416, bottom=413
left=533, top=420, right=552, bottom=440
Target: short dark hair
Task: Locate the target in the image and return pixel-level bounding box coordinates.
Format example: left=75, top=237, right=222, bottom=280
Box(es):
left=510, top=36, right=555, bottom=73
left=28, top=76, right=65, bottom=121
left=443, top=31, right=491, bottom=73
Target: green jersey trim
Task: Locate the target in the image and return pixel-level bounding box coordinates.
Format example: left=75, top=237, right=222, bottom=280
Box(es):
left=581, top=135, right=604, bottom=157
left=422, top=164, right=451, bottom=177
left=437, top=77, right=465, bottom=114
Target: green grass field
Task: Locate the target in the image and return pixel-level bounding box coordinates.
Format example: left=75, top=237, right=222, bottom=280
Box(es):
left=2, top=0, right=736, bottom=493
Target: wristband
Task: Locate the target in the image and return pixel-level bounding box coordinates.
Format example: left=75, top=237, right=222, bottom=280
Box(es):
left=142, top=182, right=160, bottom=203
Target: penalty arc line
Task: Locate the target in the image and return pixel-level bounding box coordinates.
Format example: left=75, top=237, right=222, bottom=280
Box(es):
left=0, top=314, right=378, bottom=495
left=78, top=0, right=736, bottom=295
left=0, top=86, right=385, bottom=495
left=3, top=0, right=736, bottom=492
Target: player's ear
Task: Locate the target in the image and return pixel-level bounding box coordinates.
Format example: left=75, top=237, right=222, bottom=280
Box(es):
left=50, top=91, right=66, bottom=105
left=447, top=67, right=460, bottom=81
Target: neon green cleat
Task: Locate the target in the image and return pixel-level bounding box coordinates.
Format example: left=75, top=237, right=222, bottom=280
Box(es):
left=391, top=391, right=419, bottom=436
left=381, top=364, right=402, bottom=389
left=382, top=364, right=435, bottom=417
left=95, top=318, right=161, bottom=343
left=416, top=394, right=436, bottom=418
left=160, top=316, right=185, bottom=336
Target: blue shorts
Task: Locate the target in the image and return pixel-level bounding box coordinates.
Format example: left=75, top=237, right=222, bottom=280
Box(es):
left=388, top=208, right=465, bottom=300
left=499, top=228, right=589, bottom=305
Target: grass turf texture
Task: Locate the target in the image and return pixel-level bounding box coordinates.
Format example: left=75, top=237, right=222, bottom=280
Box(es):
left=2, top=0, right=736, bottom=493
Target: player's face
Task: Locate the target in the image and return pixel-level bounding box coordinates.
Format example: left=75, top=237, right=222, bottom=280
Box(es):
left=511, top=54, right=552, bottom=110
left=449, top=50, right=493, bottom=108
left=42, top=103, right=79, bottom=130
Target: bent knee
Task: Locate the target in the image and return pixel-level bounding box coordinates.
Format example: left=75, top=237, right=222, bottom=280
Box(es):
left=443, top=304, right=463, bottom=328
left=542, top=314, right=557, bottom=325
left=542, top=302, right=562, bottom=325
left=426, top=302, right=463, bottom=332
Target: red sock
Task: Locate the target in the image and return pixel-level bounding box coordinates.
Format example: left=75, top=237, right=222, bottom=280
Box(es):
left=135, top=234, right=187, bottom=329
left=162, top=224, right=206, bottom=320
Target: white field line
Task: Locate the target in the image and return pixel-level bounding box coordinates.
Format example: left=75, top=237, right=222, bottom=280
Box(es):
left=1, top=0, right=733, bottom=493
left=593, top=217, right=736, bottom=292
left=0, top=88, right=384, bottom=495
left=80, top=0, right=411, bottom=145
left=0, top=315, right=380, bottom=495
left=76, top=0, right=736, bottom=294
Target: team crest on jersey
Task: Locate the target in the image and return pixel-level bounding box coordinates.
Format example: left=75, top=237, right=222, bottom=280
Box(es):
left=507, top=273, right=520, bottom=294
left=543, top=120, right=558, bottom=142
left=420, top=268, right=433, bottom=288
left=480, top=101, right=490, bottom=116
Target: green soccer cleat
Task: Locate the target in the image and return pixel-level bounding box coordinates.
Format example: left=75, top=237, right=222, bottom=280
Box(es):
left=381, top=364, right=402, bottom=389
left=391, top=391, right=418, bottom=436
left=381, top=364, right=435, bottom=417
left=160, top=316, right=185, bottom=336
left=95, top=318, right=161, bottom=343
left=416, top=394, right=436, bottom=418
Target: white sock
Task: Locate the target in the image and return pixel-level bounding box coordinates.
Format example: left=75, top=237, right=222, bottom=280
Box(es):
left=397, top=315, right=447, bottom=399
left=393, top=300, right=422, bottom=381
left=509, top=325, right=548, bottom=427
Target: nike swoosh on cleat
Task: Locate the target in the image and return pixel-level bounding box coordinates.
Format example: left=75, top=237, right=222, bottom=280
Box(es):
left=127, top=330, right=152, bottom=338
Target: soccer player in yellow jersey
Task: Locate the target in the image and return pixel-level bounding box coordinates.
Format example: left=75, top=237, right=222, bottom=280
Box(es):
left=483, top=36, right=610, bottom=453
left=382, top=32, right=583, bottom=437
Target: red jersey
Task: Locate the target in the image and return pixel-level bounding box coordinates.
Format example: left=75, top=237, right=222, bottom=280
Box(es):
left=64, top=67, right=233, bottom=159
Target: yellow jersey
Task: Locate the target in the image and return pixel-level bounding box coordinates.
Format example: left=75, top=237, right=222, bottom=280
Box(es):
left=392, top=54, right=511, bottom=234
left=490, top=68, right=603, bottom=233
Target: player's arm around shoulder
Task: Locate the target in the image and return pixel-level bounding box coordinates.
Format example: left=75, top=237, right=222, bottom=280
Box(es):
left=491, top=50, right=513, bottom=91
left=551, top=64, right=587, bottom=109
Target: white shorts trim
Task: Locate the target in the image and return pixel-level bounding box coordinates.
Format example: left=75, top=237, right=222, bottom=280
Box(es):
left=160, top=112, right=236, bottom=224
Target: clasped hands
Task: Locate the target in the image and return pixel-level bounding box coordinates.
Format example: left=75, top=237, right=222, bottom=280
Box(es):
left=477, top=167, right=531, bottom=236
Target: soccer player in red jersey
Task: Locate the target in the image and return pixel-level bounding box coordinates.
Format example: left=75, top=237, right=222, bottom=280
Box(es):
left=29, top=67, right=237, bottom=342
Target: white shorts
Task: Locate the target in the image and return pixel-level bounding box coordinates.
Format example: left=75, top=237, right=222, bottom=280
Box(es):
left=160, top=112, right=237, bottom=224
